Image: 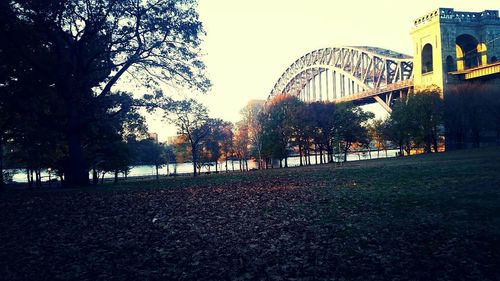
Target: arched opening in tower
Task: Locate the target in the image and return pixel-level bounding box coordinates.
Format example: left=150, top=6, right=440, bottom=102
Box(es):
left=421, top=43, right=433, bottom=74
left=455, top=34, right=483, bottom=70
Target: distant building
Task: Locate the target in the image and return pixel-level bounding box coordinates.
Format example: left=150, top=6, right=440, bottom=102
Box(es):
left=148, top=132, right=158, bottom=143
left=166, top=136, right=181, bottom=145
left=245, top=99, right=265, bottom=107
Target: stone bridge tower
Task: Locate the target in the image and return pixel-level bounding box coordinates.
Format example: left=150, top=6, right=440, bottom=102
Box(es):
left=411, top=8, right=500, bottom=95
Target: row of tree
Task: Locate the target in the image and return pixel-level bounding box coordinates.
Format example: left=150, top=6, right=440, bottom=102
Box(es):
left=229, top=84, right=499, bottom=171
left=256, top=95, right=373, bottom=167
left=2, top=83, right=498, bottom=186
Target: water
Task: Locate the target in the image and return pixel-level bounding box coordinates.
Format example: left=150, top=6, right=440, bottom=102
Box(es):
left=6, top=149, right=398, bottom=183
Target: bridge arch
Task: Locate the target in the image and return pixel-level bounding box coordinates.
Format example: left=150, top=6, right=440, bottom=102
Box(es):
left=269, top=46, right=414, bottom=111
left=281, top=64, right=370, bottom=102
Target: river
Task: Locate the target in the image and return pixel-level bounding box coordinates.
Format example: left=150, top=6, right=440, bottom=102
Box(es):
left=7, top=149, right=398, bottom=183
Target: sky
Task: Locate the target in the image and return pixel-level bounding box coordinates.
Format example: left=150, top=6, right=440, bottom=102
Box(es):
left=147, top=0, right=500, bottom=141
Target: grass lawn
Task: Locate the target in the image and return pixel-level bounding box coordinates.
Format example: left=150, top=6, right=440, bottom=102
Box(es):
left=1, top=147, right=499, bottom=280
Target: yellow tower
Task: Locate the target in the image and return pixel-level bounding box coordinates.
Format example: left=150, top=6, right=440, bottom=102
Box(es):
left=411, top=8, right=500, bottom=95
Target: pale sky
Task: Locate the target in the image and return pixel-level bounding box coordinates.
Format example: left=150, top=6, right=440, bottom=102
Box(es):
left=147, top=0, right=500, bottom=141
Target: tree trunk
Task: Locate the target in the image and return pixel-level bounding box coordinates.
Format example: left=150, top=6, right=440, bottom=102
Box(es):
left=92, top=169, right=98, bottom=185
left=215, top=161, right=218, bottom=173
left=26, top=169, right=31, bottom=188
left=114, top=170, right=118, bottom=183
left=299, top=145, right=303, bottom=166
left=314, top=145, right=318, bottom=165
left=343, top=145, right=349, bottom=162
left=327, top=145, right=332, bottom=163
left=155, top=164, right=159, bottom=180
left=404, top=145, right=411, bottom=156
left=284, top=156, right=288, bottom=168
left=36, top=169, right=41, bottom=188
left=101, top=172, right=105, bottom=184
left=425, top=135, right=432, bottom=153
left=258, top=149, right=263, bottom=170
left=65, top=102, right=89, bottom=186
left=432, top=136, right=439, bottom=153
left=29, top=169, right=34, bottom=188
left=192, top=145, right=198, bottom=177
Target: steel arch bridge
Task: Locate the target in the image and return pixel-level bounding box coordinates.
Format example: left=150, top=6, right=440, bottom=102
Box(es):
left=269, top=46, right=414, bottom=112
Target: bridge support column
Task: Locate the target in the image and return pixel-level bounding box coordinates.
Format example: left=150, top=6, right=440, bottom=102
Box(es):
left=339, top=75, right=343, bottom=97
left=346, top=78, right=349, bottom=96
left=325, top=70, right=329, bottom=101
left=309, top=77, right=312, bottom=102
left=319, top=69, right=323, bottom=101
left=333, top=71, right=336, bottom=100
left=312, top=74, right=316, bottom=102
left=341, top=75, right=345, bottom=97
left=344, top=75, right=347, bottom=97
left=373, top=95, right=392, bottom=113
left=304, top=80, right=310, bottom=102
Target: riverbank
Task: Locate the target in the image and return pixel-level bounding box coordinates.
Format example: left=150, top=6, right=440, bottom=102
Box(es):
left=1, top=147, right=499, bottom=280
left=5, top=149, right=399, bottom=185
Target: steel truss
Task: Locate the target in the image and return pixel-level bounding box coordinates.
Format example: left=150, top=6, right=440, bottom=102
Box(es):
left=269, top=46, right=414, bottom=112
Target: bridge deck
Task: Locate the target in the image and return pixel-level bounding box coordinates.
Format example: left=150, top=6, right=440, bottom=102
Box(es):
left=449, top=61, right=500, bottom=80
left=333, top=80, right=413, bottom=104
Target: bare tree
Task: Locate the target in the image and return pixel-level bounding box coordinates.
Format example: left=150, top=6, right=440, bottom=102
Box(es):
left=165, top=99, right=210, bottom=176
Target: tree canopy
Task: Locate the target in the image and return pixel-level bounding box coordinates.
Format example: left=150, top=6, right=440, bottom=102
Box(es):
left=0, top=0, right=209, bottom=186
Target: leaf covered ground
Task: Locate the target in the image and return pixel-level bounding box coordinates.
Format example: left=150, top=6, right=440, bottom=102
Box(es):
left=1, top=148, right=500, bottom=280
